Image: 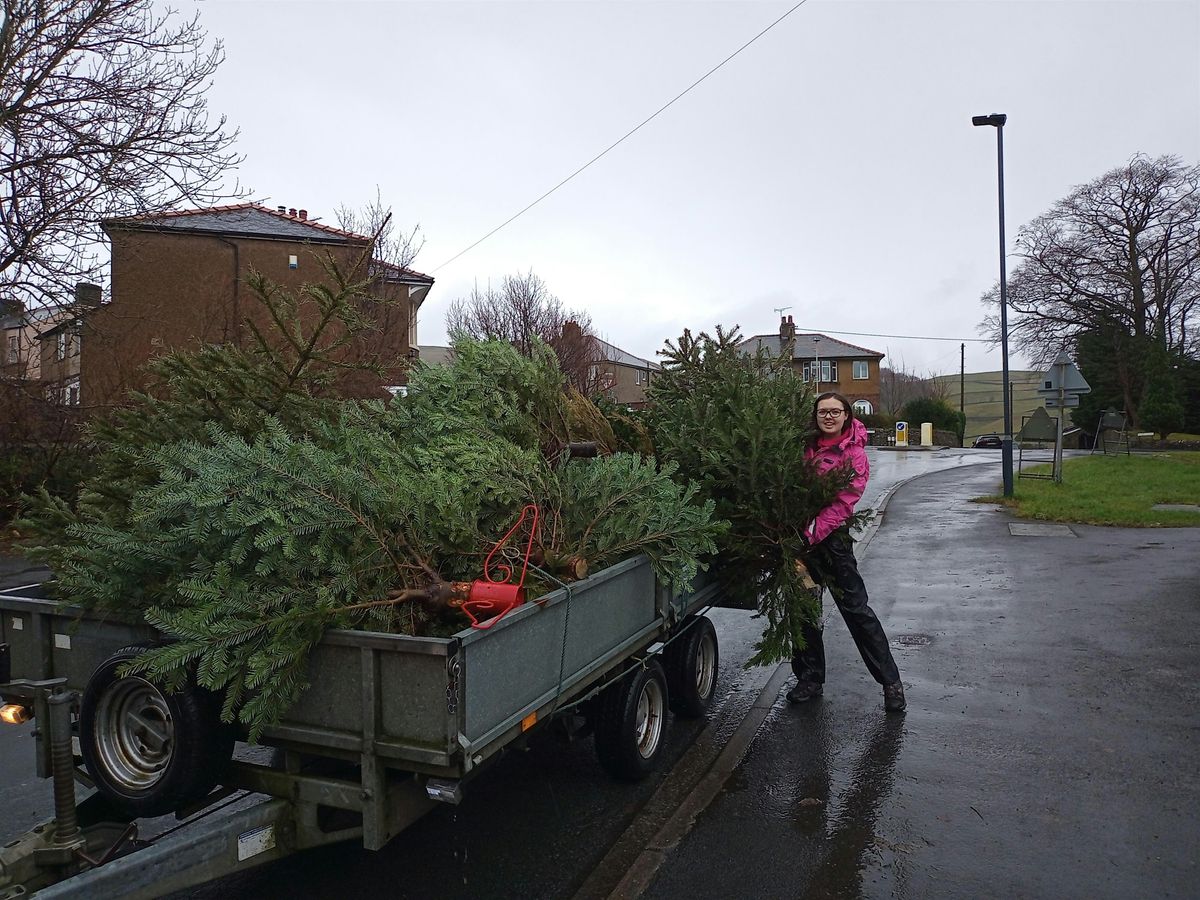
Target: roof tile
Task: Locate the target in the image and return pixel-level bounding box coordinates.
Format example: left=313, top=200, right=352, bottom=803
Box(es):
left=738, top=332, right=885, bottom=360
left=102, top=203, right=370, bottom=243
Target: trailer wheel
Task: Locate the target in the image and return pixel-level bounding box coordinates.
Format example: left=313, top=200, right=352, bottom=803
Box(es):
left=79, top=645, right=233, bottom=819
left=594, top=659, right=669, bottom=781
left=665, top=616, right=719, bottom=718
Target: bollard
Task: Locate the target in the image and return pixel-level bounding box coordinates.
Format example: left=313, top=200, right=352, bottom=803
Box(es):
left=895, top=421, right=908, bottom=447
left=921, top=422, right=933, bottom=446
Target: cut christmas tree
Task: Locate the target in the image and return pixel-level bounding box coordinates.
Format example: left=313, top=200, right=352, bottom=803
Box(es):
left=645, top=326, right=860, bottom=667
left=20, top=257, right=724, bottom=739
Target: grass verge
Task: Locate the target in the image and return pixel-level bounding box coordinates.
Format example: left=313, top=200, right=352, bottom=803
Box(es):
left=976, top=452, right=1200, bottom=527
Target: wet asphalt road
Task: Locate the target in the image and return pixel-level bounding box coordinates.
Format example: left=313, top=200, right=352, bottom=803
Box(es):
left=645, top=464, right=1200, bottom=899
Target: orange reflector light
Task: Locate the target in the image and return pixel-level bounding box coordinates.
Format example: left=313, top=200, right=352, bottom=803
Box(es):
left=521, top=711, right=537, bottom=732
left=0, top=704, right=32, bottom=725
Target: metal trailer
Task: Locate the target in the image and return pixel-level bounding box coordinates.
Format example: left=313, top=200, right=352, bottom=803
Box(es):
left=0, top=555, right=722, bottom=899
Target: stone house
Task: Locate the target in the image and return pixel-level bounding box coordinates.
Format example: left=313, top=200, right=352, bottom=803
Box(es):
left=1, top=293, right=88, bottom=383
left=594, top=338, right=659, bottom=407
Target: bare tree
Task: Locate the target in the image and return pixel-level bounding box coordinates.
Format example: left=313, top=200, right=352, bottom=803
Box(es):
left=333, top=191, right=427, bottom=379
left=445, top=271, right=604, bottom=393
left=0, top=0, right=245, bottom=309
left=878, top=357, right=946, bottom=417
left=0, top=378, right=87, bottom=522
left=334, top=188, right=424, bottom=274
left=979, top=154, right=1200, bottom=406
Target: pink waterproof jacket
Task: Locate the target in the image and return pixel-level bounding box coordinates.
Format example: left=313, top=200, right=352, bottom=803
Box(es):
left=804, top=417, right=869, bottom=545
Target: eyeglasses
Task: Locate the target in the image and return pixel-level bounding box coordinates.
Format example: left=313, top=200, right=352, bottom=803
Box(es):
left=816, top=409, right=845, bottom=419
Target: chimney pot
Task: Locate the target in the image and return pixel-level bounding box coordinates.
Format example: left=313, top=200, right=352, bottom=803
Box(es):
left=779, top=313, right=797, bottom=356
left=277, top=205, right=286, bottom=213
left=74, top=282, right=103, bottom=308
left=288, top=207, right=297, bottom=217
left=299, top=209, right=307, bottom=220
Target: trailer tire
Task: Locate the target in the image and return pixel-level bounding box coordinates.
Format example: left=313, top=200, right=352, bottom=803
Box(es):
left=665, top=616, right=719, bottom=718
left=594, top=659, right=669, bottom=781
left=79, top=645, right=233, bottom=819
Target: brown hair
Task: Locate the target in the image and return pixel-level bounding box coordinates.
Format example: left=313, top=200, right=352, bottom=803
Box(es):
left=811, top=391, right=854, bottom=438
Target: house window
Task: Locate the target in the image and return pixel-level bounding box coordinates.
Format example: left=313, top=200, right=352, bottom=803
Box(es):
left=852, top=360, right=869, bottom=380
left=853, top=399, right=873, bottom=416
left=802, top=360, right=837, bottom=382
left=635, top=369, right=647, bottom=386
left=56, top=332, right=66, bottom=361
left=58, top=378, right=80, bottom=406
left=6, top=334, right=17, bottom=363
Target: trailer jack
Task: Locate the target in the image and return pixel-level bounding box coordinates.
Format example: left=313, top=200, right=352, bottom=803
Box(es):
left=0, top=682, right=139, bottom=899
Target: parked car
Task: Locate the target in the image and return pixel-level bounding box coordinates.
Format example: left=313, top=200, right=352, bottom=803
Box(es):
left=972, top=434, right=1002, bottom=449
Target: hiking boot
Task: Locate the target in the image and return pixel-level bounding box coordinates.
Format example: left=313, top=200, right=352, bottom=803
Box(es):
left=883, top=681, right=906, bottom=712
left=786, top=682, right=823, bottom=704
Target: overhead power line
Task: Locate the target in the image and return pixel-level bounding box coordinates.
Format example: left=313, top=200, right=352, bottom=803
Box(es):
left=795, top=326, right=994, bottom=344
left=433, top=0, right=812, bottom=272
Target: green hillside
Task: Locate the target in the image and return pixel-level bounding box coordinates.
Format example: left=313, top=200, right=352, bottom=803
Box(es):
left=930, top=370, right=1066, bottom=440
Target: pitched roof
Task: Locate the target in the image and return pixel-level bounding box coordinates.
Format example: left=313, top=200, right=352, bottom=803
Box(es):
left=738, top=332, right=884, bottom=360
left=37, top=316, right=83, bottom=338
left=1, top=304, right=72, bottom=330
left=372, top=259, right=435, bottom=286
left=101, top=203, right=369, bottom=244
left=597, top=338, right=660, bottom=370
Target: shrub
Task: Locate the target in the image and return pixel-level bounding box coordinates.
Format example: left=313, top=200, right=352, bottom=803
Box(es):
left=901, top=397, right=964, bottom=439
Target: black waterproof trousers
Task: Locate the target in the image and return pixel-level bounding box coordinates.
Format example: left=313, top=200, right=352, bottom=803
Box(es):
left=791, top=529, right=900, bottom=686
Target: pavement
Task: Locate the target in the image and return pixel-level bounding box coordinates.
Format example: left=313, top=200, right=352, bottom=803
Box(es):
left=641, top=463, right=1200, bottom=899
left=0, top=551, right=46, bottom=590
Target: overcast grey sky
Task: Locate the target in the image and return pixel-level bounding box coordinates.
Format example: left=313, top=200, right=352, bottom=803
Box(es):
left=181, top=0, right=1200, bottom=375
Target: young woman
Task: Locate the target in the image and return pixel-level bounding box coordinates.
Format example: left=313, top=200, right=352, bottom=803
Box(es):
left=788, top=391, right=905, bottom=712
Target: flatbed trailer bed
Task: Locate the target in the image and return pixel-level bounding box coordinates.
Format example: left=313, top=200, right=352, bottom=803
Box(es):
left=0, top=555, right=722, bottom=898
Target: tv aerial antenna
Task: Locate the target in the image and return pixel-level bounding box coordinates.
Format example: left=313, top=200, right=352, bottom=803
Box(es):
left=773, top=306, right=792, bottom=318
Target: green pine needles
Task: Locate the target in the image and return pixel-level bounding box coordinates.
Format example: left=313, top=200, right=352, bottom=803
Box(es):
left=646, top=326, right=852, bottom=667
left=20, top=265, right=723, bottom=739
left=538, top=454, right=723, bottom=592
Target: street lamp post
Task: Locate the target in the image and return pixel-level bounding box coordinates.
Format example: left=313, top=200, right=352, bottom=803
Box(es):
left=973, top=112, right=1014, bottom=497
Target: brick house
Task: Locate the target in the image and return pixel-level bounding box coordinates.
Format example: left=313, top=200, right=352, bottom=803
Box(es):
left=738, top=316, right=884, bottom=415
left=81, top=203, right=434, bottom=409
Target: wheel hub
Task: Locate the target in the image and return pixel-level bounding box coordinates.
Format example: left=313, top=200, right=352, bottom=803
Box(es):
left=93, top=677, right=174, bottom=790
left=635, top=679, right=664, bottom=759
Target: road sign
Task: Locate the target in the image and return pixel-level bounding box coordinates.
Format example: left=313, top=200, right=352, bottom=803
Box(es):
left=1045, top=395, right=1080, bottom=408
left=1036, top=351, right=1091, bottom=397
left=1019, top=407, right=1058, bottom=440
